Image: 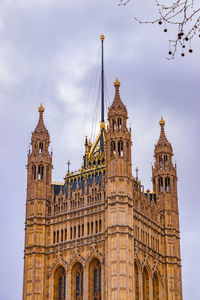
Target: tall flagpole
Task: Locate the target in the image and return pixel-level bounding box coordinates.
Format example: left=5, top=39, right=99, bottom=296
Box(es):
left=100, top=34, right=105, bottom=124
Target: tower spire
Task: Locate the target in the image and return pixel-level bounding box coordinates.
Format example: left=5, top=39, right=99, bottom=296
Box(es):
left=100, top=34, right=105, bottom=124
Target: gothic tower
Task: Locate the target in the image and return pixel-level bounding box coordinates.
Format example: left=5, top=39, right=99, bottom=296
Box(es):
left=105, top=78, right=134, bottom=300
left=152, top=117, right=182, bottom=300
left=22, top=36, right=183, bottom=300
left=23, top=104, right=52, bottom=300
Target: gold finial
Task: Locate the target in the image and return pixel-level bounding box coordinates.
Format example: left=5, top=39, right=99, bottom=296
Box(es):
left=100, top=121, right=105, bottom=130
left=159, top=116, right=165, bottom=126
left=38, top=103, right=45, bottom=113
left=114, top=77, right=120, bottom=87
left=100, top=34, right=105, bottom=41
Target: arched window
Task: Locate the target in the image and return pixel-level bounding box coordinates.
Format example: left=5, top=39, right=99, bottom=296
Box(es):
left=158, top=177, right=163, bottom=193
left=38, top=164, right=44, bottom=180
left=57, top=230, right=59, bottom=243
left=61, top=229, right=63, bottom=242
left=39, top=142, right=43, bottom=154
left=95, top=220, right=98, bottom=233
left=87, top=222, right=90, bottom=235
left=99, top=220, right=102, bottom=232
left=72, top=263, right=83, bottom=300
left=91, top=222, right=94, bottom=234
left=32, top=165, right=36, bottom=180
left=117, top=117, right=122, bottom=130
left=82, top=224, right=84, bottom=236
left=165, top=177, right=170, bottom=192
left=78, top=225, right=80, bottom=238
left=54, top=266, right=66, bottom=300
left=153, top=273, right=159, bottom=300
left=111, top=141, right=116, bottom=157
left=143, top=267, right=149, bottom=300
left=134, top=261, right=139, bottom=300
left=112, top=118, right=117, bottom=131
left=118, top=141, right=123, bottom=157
left=89, top=259, right=101, bottom=300
left=159, top=156, right=163, bottom=169
left=164, top=155, right=168, bottom=168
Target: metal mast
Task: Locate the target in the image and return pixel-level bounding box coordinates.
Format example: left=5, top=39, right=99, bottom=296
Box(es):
left=100, top=34, right=105, bottom=124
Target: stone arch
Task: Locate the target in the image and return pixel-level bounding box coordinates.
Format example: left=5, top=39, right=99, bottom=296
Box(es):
left=153, top=272, right=159, bottom=300
left=71, top=261, right=84, bottom=300
left=88, top=257, right=102, bottom=300
left=134, top=260, right=140, bottom=300
left=143, top=266, right=150, bottom=300
left=53, top=265, right=66, bottom=300
left=134, top=258, right=141, bottom=300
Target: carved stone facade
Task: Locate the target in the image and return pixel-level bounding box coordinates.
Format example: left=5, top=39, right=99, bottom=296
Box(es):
left=23, top=81, right=183, bottom=300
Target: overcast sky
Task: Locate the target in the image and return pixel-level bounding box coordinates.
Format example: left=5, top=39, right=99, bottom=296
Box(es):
left=0, top=0, right=199, bottom=299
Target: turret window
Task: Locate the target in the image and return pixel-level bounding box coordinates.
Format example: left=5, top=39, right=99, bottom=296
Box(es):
left=158, top=177, right=163, bottom=193
left=32, top=165, right=36, bottom=180
left=38, top=165, right=44, bottom=180
left=111, top=141, right=116, bottom=157
left=112, top=119, right=117, bottom=131
left=39, top=142, right=43, bottom=154
left=159, top=156, right=163, bottom=169
left=164, top=155, right=168, bottom=168
left=118, top=141, right=123, bottom=157
left=117, top=117, right=122, bottom=130
left=165, top=177, right=170, bottom=192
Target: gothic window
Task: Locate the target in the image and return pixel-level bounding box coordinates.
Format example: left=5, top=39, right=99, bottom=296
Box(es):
left=99, top=219, right=102, bottom=232
left=74, top=226, right=76, bottom=239
left=53, top=231, right=56, bottom=244
left=87, top=222, right=90, bottom=235
left=95, top=220, right=98, bottom=233
left=78, top=225, right=80, bottom=238
left=112, top=118, right=117, bottom=131
left=65, top=229, right=67, bottom=241
left=39, top=142, right=43, bottom=154
left=82, top=224, right=84, bottom=236
left=34, top=143, right=37, bottom=154
left=38, top=164, right=44, bottom=180
left=91, top=222, right=94, bottom=234
left=159, top=156, right=163, bottom=169
left=70, top=227, right=72, bottom=239
left=158, top=177, right=163, bottom=193
left=54, top=266, right=66, bottom=300
left=89, top=259, right=101, bottom=300
left=164, top=155, right=168, bottom=168
left=117, top=117, right=122, bottom=130
left=72, top=263, right=83, bottom=300
left=134, top=262, right=139, bottom=300
left=111, top=141, right=116, bottom=157
left=165, top=177, right=170, bottom=192
left=57, top=230, right=59, bottom=243
left=118, top=141, right=123, bottom=157
left=153, top=273, right=159, bottom=300
left=143, top=267, right=149, bottom=300
left=32, top=165, right=36, bottom=180
left=61, top=229, right=63, bottom=242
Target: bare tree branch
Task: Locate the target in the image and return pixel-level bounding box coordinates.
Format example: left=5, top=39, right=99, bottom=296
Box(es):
left=118, top=0, right=200, bottom=59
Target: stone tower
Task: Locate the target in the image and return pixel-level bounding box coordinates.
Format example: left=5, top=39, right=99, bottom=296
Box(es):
left=105, top=78, right=133, bottom=299
left=23, top=82, right=183, bottom=300
left=23, top=104, right=52, bottom=300
left=152, top=117, right=182, bottom=300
